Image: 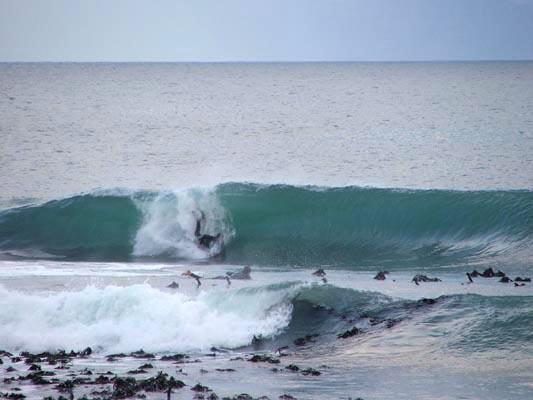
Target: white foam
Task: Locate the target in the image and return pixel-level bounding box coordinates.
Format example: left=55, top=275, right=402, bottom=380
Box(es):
left=132, top=188, right=234, bottom=259
left=0, top=283, right=294, bottom=354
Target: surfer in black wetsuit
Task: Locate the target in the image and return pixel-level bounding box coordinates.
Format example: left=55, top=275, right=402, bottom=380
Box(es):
left=182, top=270, right=202, bottom=286
left=194, top=211, right=222, bottom=250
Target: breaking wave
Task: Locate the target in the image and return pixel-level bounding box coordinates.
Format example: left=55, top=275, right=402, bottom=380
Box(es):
left=0, top=183, right=531, bottom=268
left=1, top=282, right=531, bottom=356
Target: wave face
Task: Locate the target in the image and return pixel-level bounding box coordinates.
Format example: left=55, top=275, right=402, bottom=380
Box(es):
left=0, top=183, right=532, bottom=267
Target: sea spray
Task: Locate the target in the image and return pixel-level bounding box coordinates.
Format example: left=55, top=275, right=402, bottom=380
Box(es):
left=132, top=188, right=234, bottom=259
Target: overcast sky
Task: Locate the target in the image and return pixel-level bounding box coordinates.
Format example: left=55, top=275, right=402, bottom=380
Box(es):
left=1, top=0, right=533, bottom=62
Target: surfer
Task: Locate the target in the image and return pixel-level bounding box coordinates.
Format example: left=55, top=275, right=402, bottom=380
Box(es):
left=182, top=270, right=202, bottom=287
left=194, top=211, right=222, bottom=250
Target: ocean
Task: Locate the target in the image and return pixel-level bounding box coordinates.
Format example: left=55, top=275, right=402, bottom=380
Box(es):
left=1, top=62, right=533, bottom=400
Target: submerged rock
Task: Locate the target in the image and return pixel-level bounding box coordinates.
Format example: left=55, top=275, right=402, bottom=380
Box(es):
left=337, top=327, right=361, bottom=339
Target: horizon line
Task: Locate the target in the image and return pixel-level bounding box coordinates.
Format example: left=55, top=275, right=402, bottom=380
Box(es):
left=1, top=59, right=533, bottom=64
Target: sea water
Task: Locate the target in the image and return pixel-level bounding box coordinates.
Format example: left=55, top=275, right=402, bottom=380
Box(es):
left=1, top=62, right=533, bottom=399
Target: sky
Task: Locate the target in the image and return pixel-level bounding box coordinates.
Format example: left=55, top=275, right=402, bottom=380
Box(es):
left=1, top=0, right=533, bottom=62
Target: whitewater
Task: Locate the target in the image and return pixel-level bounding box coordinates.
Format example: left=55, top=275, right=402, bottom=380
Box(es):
left=1, top=62, right=533, bottom=399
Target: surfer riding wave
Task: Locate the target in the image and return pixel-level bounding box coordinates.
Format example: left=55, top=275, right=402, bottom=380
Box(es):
left=194, top=211, right=223, bottom=251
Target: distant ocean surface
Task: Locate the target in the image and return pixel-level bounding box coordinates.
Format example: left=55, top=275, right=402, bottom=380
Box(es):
left=0, top=62, right=533, bottom=400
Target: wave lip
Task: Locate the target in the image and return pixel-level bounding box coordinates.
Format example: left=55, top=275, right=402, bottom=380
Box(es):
left=0, top=183, right=532, bottom=267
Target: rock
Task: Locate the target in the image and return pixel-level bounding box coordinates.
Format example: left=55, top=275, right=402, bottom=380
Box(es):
left=233, top=395, right=253, bottom=400
left=215, top=368, right=235, bottom=372
left=515, top=282, right=526, bottom=287
left=94, top=375, right=111, bottom=384
left=481, top=268, right=495, bottom=278
left=248, top=355, right=280, bottom=364
left=0, top=393, right=26, bottom=399
left=191, top=383, right=211, bottom=392
left=139, top=363, right=154, bottom=369
left=130, top=349, right=155, bottom=359
left=293, top=334, right=319, bottom=346
left=470, top=270, right=481, bottom=277
left=106, top=353, right=127, bottom=359
left=373, top=271, right=388, bottom=280
left=418, top=298, right=438, bottom=306
left=337, top=327, right=361, bottom=339
left=515, top=277, right=531, bottom=282
left=128, top=369, right=147, bottom=374
left=210, top=347, right=228, bottom=353
left=275, top=346, right=289, bottom=356
left=112, top=377, right=138, bottom=398
left=312, top=269, right=326, bottom=277
left=21, top=371, right=54, bottom=385
left=279, top=395, right=297, bottom=400
left=55, top=380, right=74, bottom=393
left=167, top=281, right=180, bottom=289
left=80, top=347, right=92, bottom=357
left=285, top=364, right=299, bottom=372
left=412, top=274, right=441, bottom=285
left=495, top=270, right=506, bottom=278
left=499, top=276, right=513, bottom=283
left=160, top=353, right=188, bottom=362
left=139, top=372, right=185, bottom=392
left=301, top=368, right=321, bottom=376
